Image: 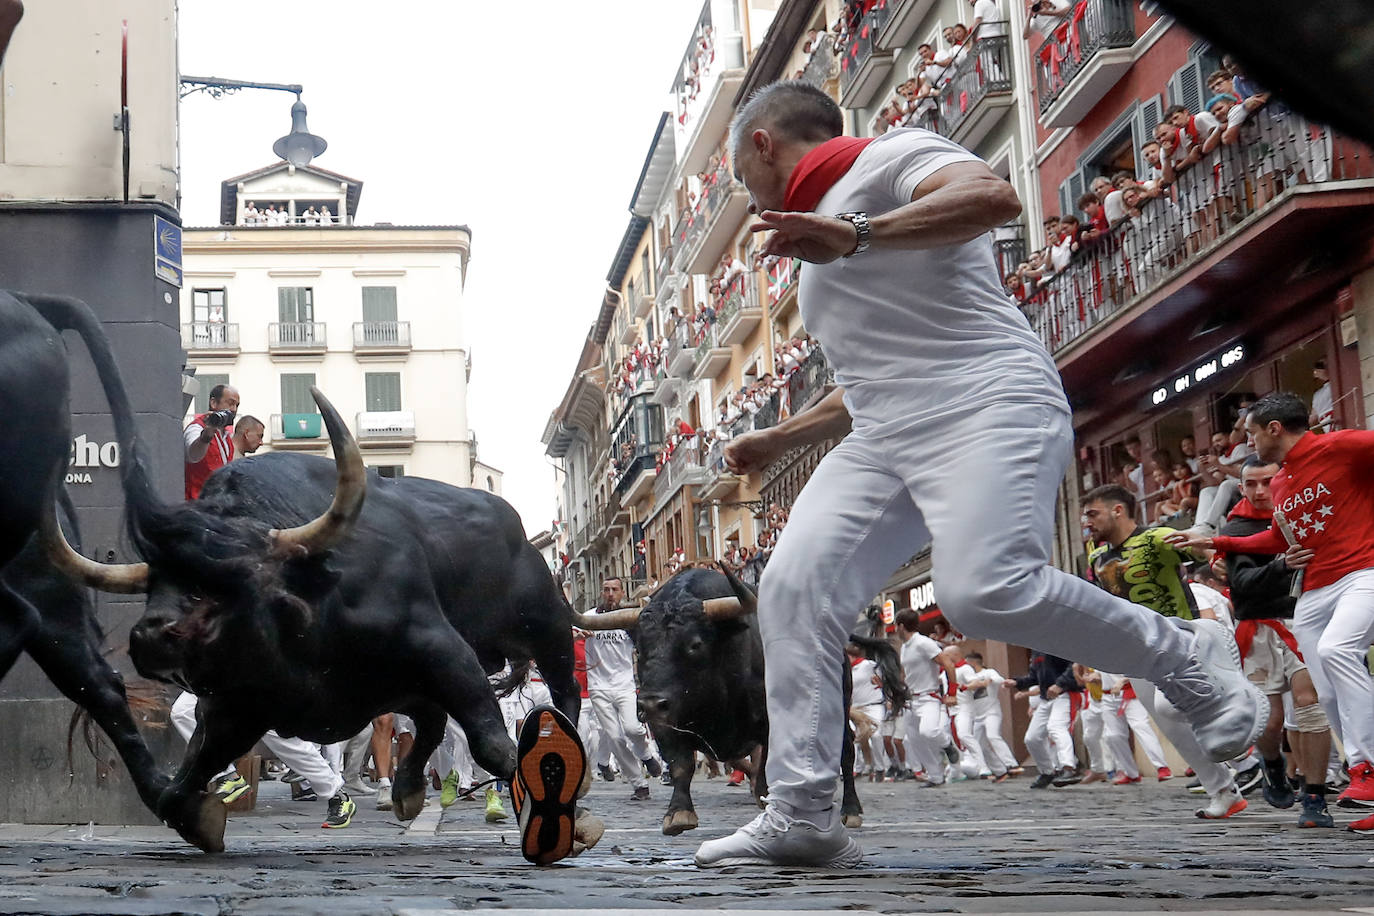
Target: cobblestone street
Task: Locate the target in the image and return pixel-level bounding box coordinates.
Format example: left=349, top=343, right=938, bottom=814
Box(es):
left=2, top=770, right=1374, bottom=914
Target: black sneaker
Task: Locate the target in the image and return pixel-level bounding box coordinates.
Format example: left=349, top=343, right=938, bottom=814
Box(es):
left=291, top=782, right=318, bottom=802
left=1186, top=777, right=1207, bottom=795
left=1297, top=793, right=1334, bottom=828
left=642, top=758, right=663, bottom=778
left=630, top=786, right=650, bottom=801
left=321, top=792, right=355, bottom=829
left=660, top=771, right=674, bottom=786
left=598, top=764, right=616, bottom=783
left=1235, top=764, right=1265, bottom=796
left=1052, top=766, right=1082, bottom=787
left=1262, top=759, right=1295, bottom=809
left=1029, top=773, right=1055, bottom=789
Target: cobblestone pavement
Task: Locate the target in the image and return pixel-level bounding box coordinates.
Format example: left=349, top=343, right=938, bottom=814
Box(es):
left=2, top=770, right=1374, bottom=914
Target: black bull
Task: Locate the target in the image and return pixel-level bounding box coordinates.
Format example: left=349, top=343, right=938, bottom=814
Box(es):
left=0, top=291, right=170, bottom=816
left=576, top=567, right=907, bottom=836
left=45, top=388, right=582, bottom=853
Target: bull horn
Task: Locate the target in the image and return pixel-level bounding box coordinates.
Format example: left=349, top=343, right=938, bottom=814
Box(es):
left=571, top=605, right=642, bottom=630
left=270, top=387, right=366, bottom=556
left=40, top=509, right=148, bottom=594
left=712, top=562, right=759, bottom=617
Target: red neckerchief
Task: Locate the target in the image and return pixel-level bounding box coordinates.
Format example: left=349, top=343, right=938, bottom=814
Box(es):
left=782, top=136, right=873, bottom=212
left=1236, top=619, right=1303, bottom=664
left=1227, top=496, right=1271, bottom=522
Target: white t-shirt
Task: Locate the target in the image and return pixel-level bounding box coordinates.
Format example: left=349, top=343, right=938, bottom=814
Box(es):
left=966, top=666, right=1004, bottom=716
left=1027, top=0, right=1069, bottom=36
left=1189, top=582, right=1233, bottom=630
left=802, top=129, right=1065, bottom=437
left=1103, top=189, right=1126, bottom=224
left=1312, top=381, right=1333, bottom=431
left=900, top=632, right=943, bottom=696
left=972, top=0, right=1006, bottom=37
left=954, top=663, right=980, bottom=708
left=850, top=658, right=883, bottom=708
left=584, top=626, right=637, bottom=693
left=1175, top=111, right=1221, bottom=159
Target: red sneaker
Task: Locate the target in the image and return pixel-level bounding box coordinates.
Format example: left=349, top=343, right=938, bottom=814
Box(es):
left=727, top=769, right=746, bottom=786
left=1337, top=762, right=1374, bottom=809
left=1157, top=766, right=1173, bottom=781
left=1348, top=811, right=1374, bottom=835
left=1112, top=773, right=1142, bottom=785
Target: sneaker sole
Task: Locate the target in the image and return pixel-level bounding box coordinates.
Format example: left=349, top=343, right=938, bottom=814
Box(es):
left=218, top=784, right=251, bottom=805
left=1196, top=797, right=1247, bottom=819
left=1336, top=795, right=1374, bottom=809
left=515, top=705, right=586, bottom=866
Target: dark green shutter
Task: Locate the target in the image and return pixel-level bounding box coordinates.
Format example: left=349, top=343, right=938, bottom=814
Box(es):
left=361, top=286, right=398, bottom=323
left=280, top=373, right=318, bottom=414
left=194, top=373, right=230, bottom=414
left=365, top=372, right=402, bottom=411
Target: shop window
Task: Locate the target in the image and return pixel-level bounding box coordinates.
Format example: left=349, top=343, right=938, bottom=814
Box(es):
left=1274, top=338, right=1329, bottom=417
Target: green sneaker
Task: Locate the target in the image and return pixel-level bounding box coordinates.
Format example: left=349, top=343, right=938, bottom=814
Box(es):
left=440, top=770, right=460, bottom=809
left=322, top=792, right=356, bottom=829
left=484, top=785, right=510, bottom=823
left=213, top=773, right=251, bottom=805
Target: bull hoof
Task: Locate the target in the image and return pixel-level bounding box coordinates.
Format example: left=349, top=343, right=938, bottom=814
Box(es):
left=662, top=809, right=699, bottom=836
left=170, top=792, right=227, bottom=854
left=572, top=808, right=605, bottom=856
left=393, top=788, right=426, bottom=822
left=842, top=813, right=863, bottom=829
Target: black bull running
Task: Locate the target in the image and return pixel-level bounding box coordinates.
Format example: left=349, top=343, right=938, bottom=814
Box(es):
left=574, top=567, right=908, bottom=836
left=45, top=386, right=586, bottom=855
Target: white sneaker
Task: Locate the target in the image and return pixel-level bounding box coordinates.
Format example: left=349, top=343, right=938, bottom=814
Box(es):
left=1157, top=618, right=1267, bottom=762
left=375, top=785, right=393, bottom=811
left=1196, top=785, right=1247, bottom=819
left=694, top=804, right=862, bottom=868
left=342, top=775, right=375, bottom=796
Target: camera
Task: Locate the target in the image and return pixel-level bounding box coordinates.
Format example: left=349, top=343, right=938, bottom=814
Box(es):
left=1030, top=1, right=1044, bottom=11
left=204, top=408, right=236, bottom=429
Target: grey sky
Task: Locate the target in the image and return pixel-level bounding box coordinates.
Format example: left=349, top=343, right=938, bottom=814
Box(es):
left=178, top=0, right=706, bottom=535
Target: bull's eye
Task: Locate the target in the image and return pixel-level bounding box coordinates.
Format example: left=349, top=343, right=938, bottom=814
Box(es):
left=184, top=594, right=205, bottom=608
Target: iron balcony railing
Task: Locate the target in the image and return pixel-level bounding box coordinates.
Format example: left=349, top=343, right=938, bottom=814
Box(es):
left=268, top=321, right=327, bottom=349
left=838, top=2, right=891, bottom=97
left=352, top=321, right=411, bottom=349
left=801, top=33, right=837, bottom=88
left=1025, top=110, right=1370, bottom=355
left=676, top=155, right=737, bottom=267
left=937, top=33, right=1013, bottom=138
left=1034, top=0, right=1135, bottom=115
left=181, top=322, right=239, bottom=351
left=786, top=346, right=834, bottom=414
left=993, top=222, right=1027, bottom=286
left=655, top=244, right=676, bottom=292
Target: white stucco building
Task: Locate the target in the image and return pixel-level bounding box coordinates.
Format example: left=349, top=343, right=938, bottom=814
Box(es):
left=181, top=161, right=500, bottom=490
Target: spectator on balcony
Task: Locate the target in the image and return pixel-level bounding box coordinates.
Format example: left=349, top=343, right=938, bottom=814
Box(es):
left=1022, top=0, right=1070, bottom=39
left=302, top=206, right=319, bottom=226
left=263, top=204, right=279, bottom=225
left=803, top=28, right=822, bottom=56
left=933, top=26, right=969, bottom=71
left=1166, top=104, right=1224, bottom=167
left=243, top=201, right=260, bottom=225
left=720, top=252, right=747, bottom=288
left=1049, top=214, right=1081, bottom=272
left=1091, top=176, right=1127, bottom=225
left=1076, top=192, right=1109, bottom=245
left=1207, top=94, right=1251, bottom=146
left=1004, top=270, right=1028, bottom=303
left=319, top=204, right=334, bottom=225
left=1207, top=69, right=1243, bottom=105
left=968, top=0, right=1007, bottom=38
left=1170, top=462, right=1199, bottom=515
left=1310, top=359, right=1334, bottom=432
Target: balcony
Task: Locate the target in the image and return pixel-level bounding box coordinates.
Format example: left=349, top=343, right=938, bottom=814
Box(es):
left=786, top=347, right=834, bottom=414
left=652, top=438, right=711, bottom=509
left=664, top=322, right=697, bottom=378
left=672, top=8, right=746, bottom=176
left=1027, top=113, right=1374, bottom=382
left=1035, top=0, right=1136, bottom=128
left=616, top=313, right=638, bottom=346
left=937, top=33, right=1014, bottom=148
left=356, top=409, right=416, bottom=447
left=716, top=274, right=764, bottom=347
left=728, top=391, right=782, bottom=438
left=181, top=322, right=240, bottom=358
left=352, top=321, right=412, bottom=357
left=838, top=2, right=894, bottom=110
left=610, top=393, right=665, bottom=504
left=692, top=326, right=732, bottom=380
left=633, top=289, right=655, bottom=321
left=655, top=245, right=680, bottom=304
left=800, top=33, right=838, bottom=89
left=993, top=222, right=1027, bottom=284
left=674, top=158, right=751, bottom=276
left=268, top=322, right=327, bottom=355
left=270, top=413, right=326, bottom=451
left=699, top=436, right=741, bottom=500
left=875, top=0, right=938, bottom=51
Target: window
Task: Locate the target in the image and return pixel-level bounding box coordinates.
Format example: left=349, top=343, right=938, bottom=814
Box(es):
left=277, top=287, right=314, bottom=323
left=192, top=288, right=227, bottom=323
left=361, top=286, right=398, bottom=324
left=640, top=250, right=651, bottom=292
left=280, top=373, right=318, bottom=415
left=373, top=465, right=405, bottom=479
left=193, top=373, right=230, bottom=414
left=365, top=372, right=402, bottom=411
left=1167, top=60, right=1205, bottom=116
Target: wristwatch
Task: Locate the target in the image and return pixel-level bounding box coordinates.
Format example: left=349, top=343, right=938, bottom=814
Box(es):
left=836, top=211, right=872, bottom=257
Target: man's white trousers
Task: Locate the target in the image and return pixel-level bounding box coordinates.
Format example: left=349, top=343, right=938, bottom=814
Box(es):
left=1024, top=694, right=1076, bottom=772
left=756, top=402, right=1195, bottom=814
left=1293, top=568, right=1374, bottom=767
left=589, top=688, right=650, bottom=790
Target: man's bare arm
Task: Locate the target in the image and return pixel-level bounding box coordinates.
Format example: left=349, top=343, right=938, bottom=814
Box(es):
left=722, top=388, right=850, bottom=475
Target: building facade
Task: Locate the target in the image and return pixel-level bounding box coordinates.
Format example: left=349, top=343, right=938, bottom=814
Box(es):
left=182, top=162, right=498, bottom=489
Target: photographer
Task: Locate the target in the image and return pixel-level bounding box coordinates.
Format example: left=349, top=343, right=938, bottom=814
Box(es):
left=1023, top=0, right=1069, bottom=40
left=184, top=383, right=239, bottom=499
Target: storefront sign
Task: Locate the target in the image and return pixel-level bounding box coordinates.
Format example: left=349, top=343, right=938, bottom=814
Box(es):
left=881, top=599, right=895, bottom=626
left=1144, top=342, right=1247, bottom=410
left=909, top=581, right=936, bottom=611
left=67, top=434, right=120, bottom=485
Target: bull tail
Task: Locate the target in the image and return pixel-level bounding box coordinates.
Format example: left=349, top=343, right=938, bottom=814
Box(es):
left=491, top=659, right=531, bottom=699
left=849, top=632, right=911, bottom=712
left=22, top=293, right=160, bottom=532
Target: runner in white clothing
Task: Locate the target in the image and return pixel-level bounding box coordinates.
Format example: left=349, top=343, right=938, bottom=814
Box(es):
left=896, top=610, right=957, bottom=786
left=694, top=81, right=1264, bottom=868
left=582, top=577, right=657, bottom=799
left=964, top=651, right=1019, bottom=779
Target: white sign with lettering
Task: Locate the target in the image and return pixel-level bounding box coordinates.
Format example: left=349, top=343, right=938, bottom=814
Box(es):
left=1146, top=343, right=1247, bottom=410
left=66, top=434, right=120, bottom=485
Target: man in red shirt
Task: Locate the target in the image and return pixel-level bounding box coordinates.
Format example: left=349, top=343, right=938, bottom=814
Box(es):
left=184, top=384, right=239, bottom=499
left=1171, top=392, right=1374, bottom=830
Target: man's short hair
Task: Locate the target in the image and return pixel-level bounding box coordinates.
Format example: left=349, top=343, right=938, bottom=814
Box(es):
left=1207, top=68, right=1231, bottom=85
left=602, top=576, right=624, bottom=588
left=729, top=80, right=843, bottom=161
left=235, top=414, right=264, bottom=431
left=1112, top=170, right=1135, bottom=185
left=1241, top=454, right=1278, bottom=471
left=966, top=651, right=983, bottom=663
left=1247, top=392, right=1309, bottom=433
left=208, top=384, right=228, bottom=402
left=1076, top=191, right=1100, bottom=209
left=1083, top=484, right=1137, bottom=517
left=1164, top=103, right=1190, bottom=119
left=1043, top=214, right=1060, bottom=225
left=1314, top=358, right=1326, bottom=369
left=894, top=608, right=921, bottom=630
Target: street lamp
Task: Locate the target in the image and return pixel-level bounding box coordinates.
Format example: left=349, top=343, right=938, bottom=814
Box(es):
left=180, top=76, right=327, bottom=168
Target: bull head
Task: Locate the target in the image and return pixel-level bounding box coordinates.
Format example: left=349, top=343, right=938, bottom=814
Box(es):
left=42, top=386, right=365, bottom=591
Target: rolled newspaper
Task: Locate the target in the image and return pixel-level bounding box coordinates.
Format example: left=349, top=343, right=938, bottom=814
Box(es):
left=1271, top=508, right=1305, bottom=598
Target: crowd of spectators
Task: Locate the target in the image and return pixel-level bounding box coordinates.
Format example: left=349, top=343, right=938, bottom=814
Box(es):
left=240, top=201, right=336, bottom=226
left=675, top=23, right=715, bottom=125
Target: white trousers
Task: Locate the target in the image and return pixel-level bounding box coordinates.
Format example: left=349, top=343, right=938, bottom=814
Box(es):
left=1116, top=692, right=1169, bottom=769
left=1099, top=695, right=1139, bottom=778
left=1024, top=694, right=1076, bottom=772
left=1132, top=680, right=1232, bottom=796
left=589, top=689, right=650, bottom=789
left=972, top=707, right=1018, bottom=773
left=952, top=705, right=988, bottom=776
left=853, top=702, right=887, bottom=771
left=171, top=691, right=342, bottom=798
left=578, top=697, right=612, bottom=768
left=757, top=402, right=1196, bottom=812
left=1079, top=699, right=1111, bottom=773
left=432, top=718, right=480, bottom=786
left=1293, top=568, right=1374, bottom=767
left=903, top=695, right=950, bottom=779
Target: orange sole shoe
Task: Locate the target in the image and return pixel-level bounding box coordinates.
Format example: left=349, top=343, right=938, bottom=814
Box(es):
left=514, top=705, right=586, bottom=866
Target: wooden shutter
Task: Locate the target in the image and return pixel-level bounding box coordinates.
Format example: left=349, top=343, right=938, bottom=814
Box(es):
left=1132, top=95, right=1163, bottom=175
left=1168, top=60, right=1204, bottom=114
left=280, top=373, right=318, bottom=415
left=278, top=287, right=314, bottom=323
left=360, top=286, right=398, bottom=324
left=365, top=372, right=402, bottom=411
left=194, top=373, right=229, bottom=414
